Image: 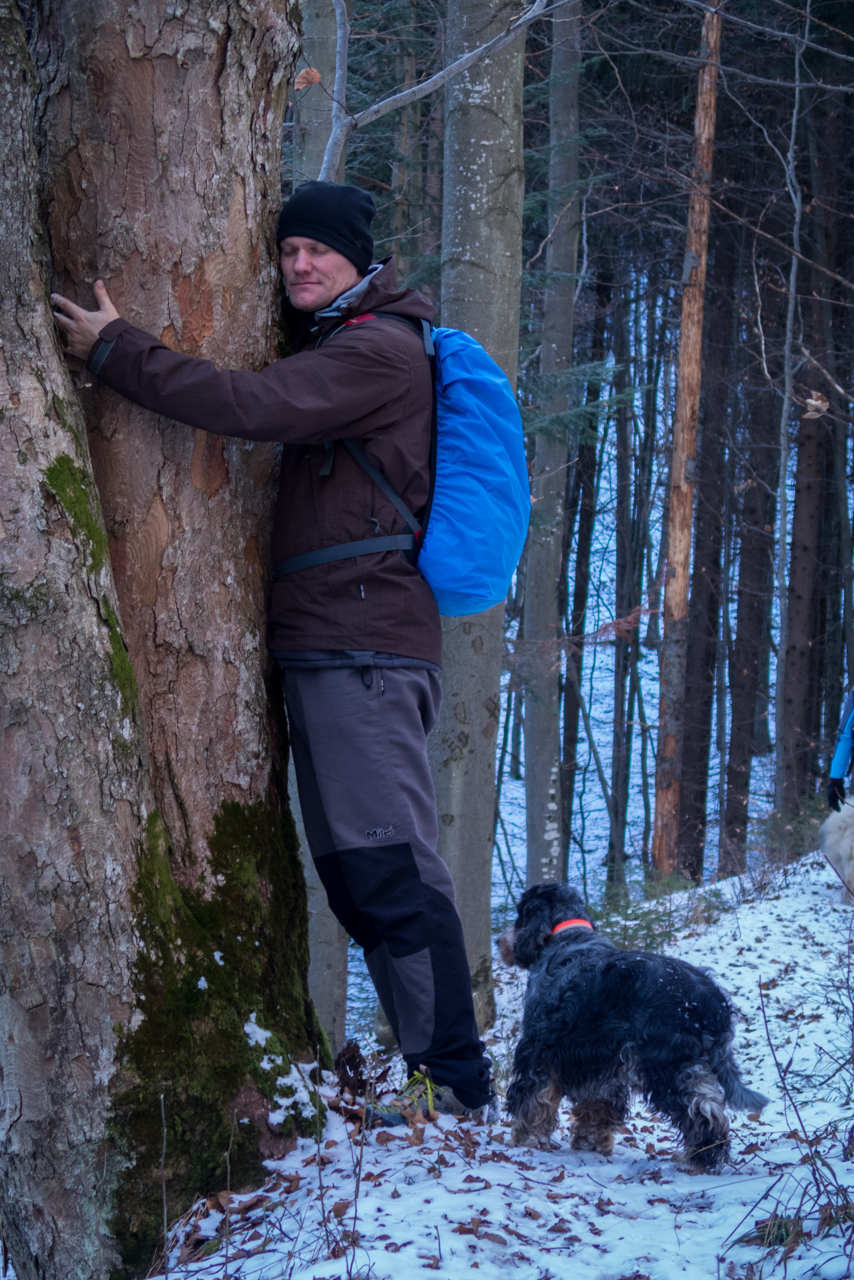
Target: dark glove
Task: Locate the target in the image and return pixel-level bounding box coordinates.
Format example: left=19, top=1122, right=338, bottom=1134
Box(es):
left=828, top=778, right=846, bottom=812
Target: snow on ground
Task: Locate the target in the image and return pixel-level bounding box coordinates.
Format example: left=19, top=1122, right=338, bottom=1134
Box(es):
left=157, top=856, right=854, bottom=1280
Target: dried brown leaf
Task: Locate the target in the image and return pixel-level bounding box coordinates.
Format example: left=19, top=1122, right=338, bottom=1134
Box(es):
left=802, top=391, right=830, bottom=418
left=294, top=67, right=322, bottom=90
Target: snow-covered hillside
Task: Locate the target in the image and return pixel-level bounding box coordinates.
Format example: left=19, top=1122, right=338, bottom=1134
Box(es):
left=155, top=856, right=854, bottom=1280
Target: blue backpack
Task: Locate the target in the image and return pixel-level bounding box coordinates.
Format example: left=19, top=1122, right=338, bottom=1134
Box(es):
left=276, top=316, right=530, bottom=617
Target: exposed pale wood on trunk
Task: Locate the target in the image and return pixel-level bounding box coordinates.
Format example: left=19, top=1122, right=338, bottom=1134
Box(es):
left=651, top=0, right=722, bottom=877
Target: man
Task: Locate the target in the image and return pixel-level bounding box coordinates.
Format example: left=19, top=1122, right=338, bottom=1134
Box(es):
left=52, top=180, right=494, bottom=1122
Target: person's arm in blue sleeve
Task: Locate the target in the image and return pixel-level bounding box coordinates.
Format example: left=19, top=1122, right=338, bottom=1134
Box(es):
left=828, top=687, right=854, bottom=809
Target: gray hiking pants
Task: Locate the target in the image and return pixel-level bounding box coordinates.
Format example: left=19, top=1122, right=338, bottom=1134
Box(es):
left=282, top=665, right=491, bottom=1107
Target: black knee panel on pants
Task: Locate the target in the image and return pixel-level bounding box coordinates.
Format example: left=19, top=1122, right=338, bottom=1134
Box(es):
left=335, top=842, right=450, bottom=957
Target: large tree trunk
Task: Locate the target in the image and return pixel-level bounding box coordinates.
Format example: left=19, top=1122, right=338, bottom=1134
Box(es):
left=523, top=1, right=580, bottom=887
left=430, top=0, right=525, bottom=1029
left=0, top=6, right=147, bottom=1277
left=35, top=0, right=295, bottom=873
left=651, top=0, right=722, bottom=877
left=29, top=3, right=323, bottom=1270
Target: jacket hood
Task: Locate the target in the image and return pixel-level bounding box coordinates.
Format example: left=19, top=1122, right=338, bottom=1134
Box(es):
left=342, top=257, right=435, bottom=324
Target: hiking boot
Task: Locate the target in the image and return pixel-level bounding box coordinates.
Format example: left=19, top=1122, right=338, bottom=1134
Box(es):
left=364, top=1068, right=497, bottom=1127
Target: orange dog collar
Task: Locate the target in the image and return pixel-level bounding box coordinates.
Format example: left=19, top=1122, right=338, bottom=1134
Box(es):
left=551, top=919, right=593, bottom=934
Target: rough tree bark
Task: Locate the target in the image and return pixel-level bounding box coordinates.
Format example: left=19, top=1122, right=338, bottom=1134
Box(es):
left=34, top=0, right=295, bottom=873
left=429, top=0, right=525, bottom=1028
left=0, top=6, right=147, bottom=1277
left=27, top=3, right=322, bottom=1270
left=651, top=0, right=722, bottom=877
left=523, top=1, right=581, bottom=886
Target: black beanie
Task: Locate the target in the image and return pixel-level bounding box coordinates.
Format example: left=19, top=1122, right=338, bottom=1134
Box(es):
left=276, top=182, right=376, bottom=276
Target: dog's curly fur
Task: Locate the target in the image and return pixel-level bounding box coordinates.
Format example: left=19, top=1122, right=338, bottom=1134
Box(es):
left=499, top=884, right=769, bottom=1170
left=819, top=804, right=854, bottom=904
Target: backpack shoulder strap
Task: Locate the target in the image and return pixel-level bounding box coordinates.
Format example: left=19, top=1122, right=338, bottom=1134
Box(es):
left=341, top=438, right=420, bottom=538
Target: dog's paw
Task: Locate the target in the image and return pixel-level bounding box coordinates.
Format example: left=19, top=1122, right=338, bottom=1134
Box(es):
left=571, top=1131, right=614, bottom=1156
left=510, top=1126, right=553, bottom=1151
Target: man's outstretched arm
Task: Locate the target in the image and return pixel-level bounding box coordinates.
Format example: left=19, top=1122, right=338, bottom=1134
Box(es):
left=51, top=282, right=419, bottom=447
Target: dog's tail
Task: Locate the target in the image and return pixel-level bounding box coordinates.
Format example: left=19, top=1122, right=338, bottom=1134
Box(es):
left=715, top=1055, right=769, bottom=1112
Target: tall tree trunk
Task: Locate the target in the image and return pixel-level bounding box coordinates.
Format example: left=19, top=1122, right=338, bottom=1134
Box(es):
left=0, top=6, right=147, bottom=1277
left=677, top=235, right=734, bottom=882
left=772, top=6, right=808, bottom=813
left=31, top=4, right=322, bottom=1268
left=430, top=0, right=525, bottom=1028
left=561, top=276, right=610, bottom=868
left=293, top=0, right=342, bottom=185
left=523, top=1, right=581, bottom=886
left=782, top=410, right=825, bottom=811
left=721, top=383, right=778, bottom=875
left=651, top=0, right=722, bottom=877
left=392, top=20, right=421, bottom=283
left=806, top=105, right=850, bottom=741
left=607, top=279, right=633, bottom=893
left=290, top=0, right=350, bottom=1058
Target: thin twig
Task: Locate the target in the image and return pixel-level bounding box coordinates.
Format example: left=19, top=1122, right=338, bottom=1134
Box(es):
left=224, top=1108, right=236, bottom=1279
left=160, top=1093, right=169, bottom=1280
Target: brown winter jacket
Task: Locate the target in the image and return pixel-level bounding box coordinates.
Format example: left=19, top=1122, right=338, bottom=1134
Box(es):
left=86, top=260, right=442, bottom=665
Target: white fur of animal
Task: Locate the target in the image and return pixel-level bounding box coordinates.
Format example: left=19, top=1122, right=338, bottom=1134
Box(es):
left=819, top=803, right=854, bottom=905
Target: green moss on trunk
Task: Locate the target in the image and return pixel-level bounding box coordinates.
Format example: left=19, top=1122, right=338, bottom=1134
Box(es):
left=111, top=801, right=329, bottom=1276
left=43, top=452, right=108, bottom=573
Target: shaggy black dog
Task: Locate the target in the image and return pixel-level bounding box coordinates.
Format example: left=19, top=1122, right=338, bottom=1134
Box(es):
left=499, top=883, right=768, bottom=1170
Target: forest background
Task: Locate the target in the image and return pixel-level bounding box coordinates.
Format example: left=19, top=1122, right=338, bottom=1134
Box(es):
left=2, top=0, right=854, bottom=1277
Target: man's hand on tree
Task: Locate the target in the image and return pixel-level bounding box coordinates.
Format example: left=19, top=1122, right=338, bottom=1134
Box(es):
left=828, top=778, right=846, bottom=812
left=52, top=280, right=120, bottom=360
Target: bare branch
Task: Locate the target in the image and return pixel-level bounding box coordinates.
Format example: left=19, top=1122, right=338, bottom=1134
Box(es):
left=317, top=0, right=559, bottom=183
left=318, top=0, right=351, bottom=181
left=799, top=346, right=854, bottom=407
